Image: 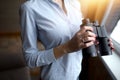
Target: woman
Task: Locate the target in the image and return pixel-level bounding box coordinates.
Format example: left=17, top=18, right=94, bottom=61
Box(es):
left=19, top=0, right=113, bottom=80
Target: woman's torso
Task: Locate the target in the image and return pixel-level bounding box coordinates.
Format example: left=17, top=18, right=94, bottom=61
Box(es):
left=23, top=0, right=83, bottom=80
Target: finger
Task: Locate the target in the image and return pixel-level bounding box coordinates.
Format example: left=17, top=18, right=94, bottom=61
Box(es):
left=110, top=42, right=113, bottom=46
left=108, top=43, right=114, bottom=50
left=110, top=45, right=114, bottom=50
left=111, top=47, right=114, bottom=50
left=81, top=26, right=94, bottom=32
left=85, top=31, right=96, bottom=37
left=83, top=41, right=94, bottom=48
left=108, top=38, right=112, bottom=42
left=94, top=40, right=99, bottom=45
left=83, top=37, right=96, bottom=43
left=107, top=38, right=114, bottom=50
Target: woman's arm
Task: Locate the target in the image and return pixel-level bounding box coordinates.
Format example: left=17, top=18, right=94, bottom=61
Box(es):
left=19, top=3, right=56, bottom=68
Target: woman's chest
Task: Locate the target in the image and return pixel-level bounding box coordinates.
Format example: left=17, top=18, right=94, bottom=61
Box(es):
left=33, top=2, right=82, bottom=46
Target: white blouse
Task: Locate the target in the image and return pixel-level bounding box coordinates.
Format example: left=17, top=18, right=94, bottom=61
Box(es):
left=20, top=0, right=83, bottom=80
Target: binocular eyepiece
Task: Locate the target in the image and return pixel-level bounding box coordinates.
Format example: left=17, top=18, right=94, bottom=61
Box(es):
left=82, top=19, right=112, bottom=57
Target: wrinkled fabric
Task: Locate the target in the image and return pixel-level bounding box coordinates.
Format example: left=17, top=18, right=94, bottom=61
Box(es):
left=20, top=0, right=83, bottom=80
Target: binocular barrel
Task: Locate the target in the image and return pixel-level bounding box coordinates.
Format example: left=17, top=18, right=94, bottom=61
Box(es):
left=82, top=19, right=112, bottom=57
left=82, top=19, right=97, bottom=57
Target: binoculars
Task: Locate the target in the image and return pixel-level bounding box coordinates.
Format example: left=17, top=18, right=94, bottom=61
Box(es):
left=82, top=19, right=112, bottom=57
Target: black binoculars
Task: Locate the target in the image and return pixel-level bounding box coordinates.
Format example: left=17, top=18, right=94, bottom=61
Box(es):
left=82, top=19, right=112, bottom=57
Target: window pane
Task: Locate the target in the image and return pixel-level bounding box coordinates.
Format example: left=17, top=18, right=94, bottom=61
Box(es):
left=110, top=19, right=120, bottom=44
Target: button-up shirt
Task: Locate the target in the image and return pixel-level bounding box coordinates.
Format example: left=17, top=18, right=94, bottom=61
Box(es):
left=20, top=0, right=83, bottom=80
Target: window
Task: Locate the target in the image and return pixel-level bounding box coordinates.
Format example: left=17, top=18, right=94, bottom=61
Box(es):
left=111, top=19, right=120, bottom=44
left=102, top=19, right=120, bottom=80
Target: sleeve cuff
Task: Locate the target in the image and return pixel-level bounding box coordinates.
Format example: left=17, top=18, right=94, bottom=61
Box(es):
left=36, top=48, right=56, bottom=66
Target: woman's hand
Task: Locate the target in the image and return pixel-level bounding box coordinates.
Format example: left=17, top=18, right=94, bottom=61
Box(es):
left=108, top=38, right=114, bottom=50
left=54, top=26, right=114, bottom=59
left=67, top=26, right=96, bottom=52
left=54, top=26, right=96, bottom=59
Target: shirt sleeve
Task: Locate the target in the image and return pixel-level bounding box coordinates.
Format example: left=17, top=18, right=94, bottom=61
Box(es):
left=19, top=3, right=56, bottom=68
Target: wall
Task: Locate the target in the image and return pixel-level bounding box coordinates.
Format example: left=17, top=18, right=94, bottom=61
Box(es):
left=80, top=0, right=112, bottom=24
left=0, top=0, right=24, bottom=33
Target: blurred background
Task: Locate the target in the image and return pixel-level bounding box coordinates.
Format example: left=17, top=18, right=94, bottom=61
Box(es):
left=0, top=0, right=120, bottom=80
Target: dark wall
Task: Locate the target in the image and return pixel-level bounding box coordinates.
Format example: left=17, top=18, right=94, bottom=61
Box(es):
left=0, top=0, right=25, bottom=33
